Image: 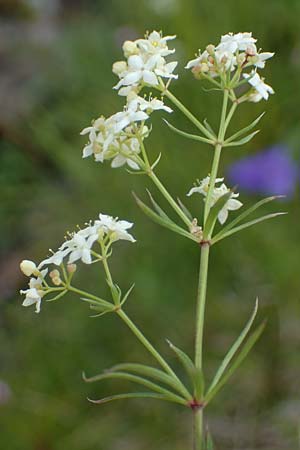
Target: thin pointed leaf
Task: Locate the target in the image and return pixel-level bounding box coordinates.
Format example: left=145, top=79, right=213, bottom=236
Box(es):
left=167, top=340, right=205, bottom=397
left=151, top=152, right=161, bottom=170
left=224, top=112, right=265, bottom=144
left=105, top=363, right=192, bottom=400
left=120, top=284, right=135, bottom=306
left=212, top=195, right=285, bottom=243
left=207, top=299, right=258, bottom=395
left=204, top=190, right=233, bottom=238
left=147, top=190, right=170, bottom=220
left=163, top=119, right=213, bottom=144
left=83, top=371, right=187, bottom=405
left=212, top=212, right=287, bottom=244
left=133, top=192, right=197, bottom=242
left=204, top=118, right=216, bottom=137
left=89, top=308, right=115, bottom=318
left=224, top=130, right=260, bottom=147
left=46, top=290, right=67, bottom=302
left=177, top=197, right=193, bottom=221
left=126, top=169, right=147, bottom=175
left=205, top=322, right=266, bottom=404
left=81, top=297, right=112, bottom=306
left=88, top=392, right=178, bottom=405
left=167, top=339, right=195, bottom=376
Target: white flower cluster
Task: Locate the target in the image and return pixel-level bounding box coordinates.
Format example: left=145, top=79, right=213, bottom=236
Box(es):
left=186, top=32, right=274, bottom=102
left=20, top=214, right=135, bottom=313
left=187, top=176, right=243, bottom=224
left=113, top=30, right=178, bottom=97
left=81, top=31, right=176, bottom=169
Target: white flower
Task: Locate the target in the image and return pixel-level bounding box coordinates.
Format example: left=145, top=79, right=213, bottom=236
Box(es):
left=187, top=176, right=224, bottom=197
left=136, top=30, right=176, bottom=57
left=114, top=54, right=159, bottom=90
left=20, top=269, right=48, bottom=313
left=96, top=214, right=136, bottom=242
left=110, top=135, right=141, bottom=170
left=187, top=176, right=243, bottom=224
left=59, top=226, right=100, bottom=265
left=243, top=72, right=274, bottom=101
left=20, top=260, right=38, bottom=277
left=128, top=95, right=172, bottom=113
left=112, top=106, right=149, bottom=133
left=217, top=32, right=256, bottom=53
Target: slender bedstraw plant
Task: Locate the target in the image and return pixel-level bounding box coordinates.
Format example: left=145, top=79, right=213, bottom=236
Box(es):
left=19, top=31, right=285, bottom=449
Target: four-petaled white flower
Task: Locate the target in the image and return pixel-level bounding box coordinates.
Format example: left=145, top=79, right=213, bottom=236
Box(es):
left=216, top=32, right=257, bottom=53
left=187, top=176, right=243, bottom=224
left=95, top=214, right=136, bottom=242
left=20, top=269, right=48, bottom=313
left=136, top=31, right=176, bottom=57
left=243, top=72, right=274, bottom=101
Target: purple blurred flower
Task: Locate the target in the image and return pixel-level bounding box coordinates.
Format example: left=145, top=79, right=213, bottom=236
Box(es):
left=227, top=146, right=298, bottom=197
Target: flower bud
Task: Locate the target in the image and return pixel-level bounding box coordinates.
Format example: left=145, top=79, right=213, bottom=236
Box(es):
left=206, top=44, right=215, bottom=56
left=112, top=61, right=127, bottom=76
left=49, top=270, right=62, bottom=286
left=67, top=263, right=77, bottom=274
left=20, top=260, right=38, bottom=277
left=122, top=40, right=138, bottom=57
left=52, top=277, right=62, bottom=286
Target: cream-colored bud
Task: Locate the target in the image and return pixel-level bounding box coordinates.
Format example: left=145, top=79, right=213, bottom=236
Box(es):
left=67, top=263, right=77, bottom=274
left=190, top=219, right=203, bottom=241
left=122, top=40, right=138, bottom=57
left=206, top=44, right=215, bottom=55
left=20, top=260, right=37, bottom=277
left=52, top=277, right=62, bottom=286
left=49, top=270, right=60, bottom=279
left=112, top=60, right=127, bottom=76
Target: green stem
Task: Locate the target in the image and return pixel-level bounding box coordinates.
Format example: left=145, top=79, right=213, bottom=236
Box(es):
left=204, top=90, right=229, bottom=222
left=148, top=170, right=191, bottom=228
left=194, top=408, right=203, bottom=450
left=194, top=243, right=210, bottom=370
left=68, top=285, right=109, bottom=304
left=162, top=87, right=215, bottom=140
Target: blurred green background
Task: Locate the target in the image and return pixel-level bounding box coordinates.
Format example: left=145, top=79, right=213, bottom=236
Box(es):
left=1, top=0, right=300, bottom=449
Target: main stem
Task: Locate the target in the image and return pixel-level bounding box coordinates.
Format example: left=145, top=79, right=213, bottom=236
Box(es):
left=193, top=90, right=229, bottom=450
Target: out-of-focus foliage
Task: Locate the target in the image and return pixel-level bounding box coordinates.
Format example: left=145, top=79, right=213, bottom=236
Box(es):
left=0, top=1, right=300, bottom=449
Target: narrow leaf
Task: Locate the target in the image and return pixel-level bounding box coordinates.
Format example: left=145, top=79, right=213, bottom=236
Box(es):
left=207, top=299, right=258, bottom=395
left=204, top=118, right=216, bottom=137
left=224, top=130, right=260, bottom=147
left=205, top=322, right=266, bottom=404
left=83, top=371, right=187, bottom=405
left=120, top=284, right=135, bottom=306
left=151, top=152, right=162, bottom=170
left=212, top=195, right=285, bottom=243
left=163, top=119, right=213, bottom=144
left=147, top=190, right=170, bottom=220
left=88, top=392, right=179, bottom=405
left=133, top=192, right=197, bottom=242
left=81, top=297, right=113, bottom=308
left=177, top=197, right=193, bottom=221
left=104, top=363, right=191, bottom=399
left=212, top=212, right=287, bottom=244
left=224, top=112, right=265, bottom=144
left=46, top=290, right=67, bottom=302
